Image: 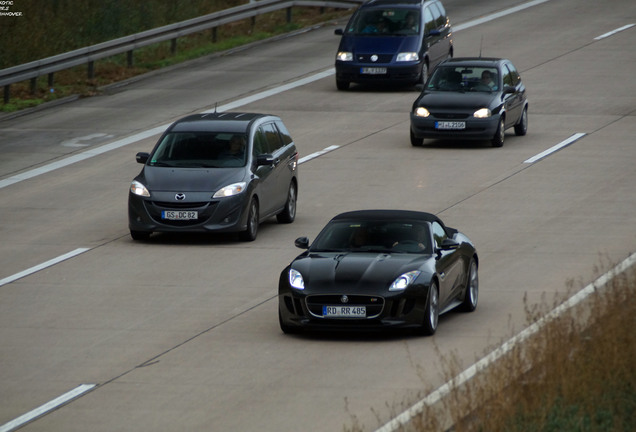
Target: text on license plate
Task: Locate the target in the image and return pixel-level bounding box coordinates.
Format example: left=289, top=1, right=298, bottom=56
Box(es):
left=361, top=67, right=387, bottom=75
left=162, top=210, right=198, bottom=220
left=435, top=121, right=466, bottom=130
left=323, top=305, right=366, bottom=317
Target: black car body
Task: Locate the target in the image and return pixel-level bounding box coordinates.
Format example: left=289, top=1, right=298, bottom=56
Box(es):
left=334, top=0, right=453, bottom=90
left=128, top=112, right=298, bottom=241
left=410, top=57, right=528, bottom=147
left=278, top=210, right=478, bottom=335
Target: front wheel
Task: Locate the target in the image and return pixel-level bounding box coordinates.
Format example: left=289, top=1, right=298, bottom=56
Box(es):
left=276, top=181, right=297, bottom=224
left=514, top=107, right=528, bottom=136
left=491, top=117, right=505, bottom=147
left=419, top=282, right=439, bottom=336
left=459, top=259, right=479, bottom=312
left=240, top=198, right=259, bottom=241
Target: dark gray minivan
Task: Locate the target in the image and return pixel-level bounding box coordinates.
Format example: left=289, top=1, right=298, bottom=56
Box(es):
left=334, top=0, right=453, bottom=90
left=128, top=112, right=298, bottom=242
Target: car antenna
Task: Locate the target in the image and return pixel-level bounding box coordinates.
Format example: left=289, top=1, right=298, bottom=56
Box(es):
left=479, top=36, right=483, bottom=58
left=214, top=102, right=218, bottom=113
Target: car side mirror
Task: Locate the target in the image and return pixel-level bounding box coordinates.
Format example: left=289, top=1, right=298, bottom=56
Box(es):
left=136, top=152, right=149, bottom=164
left=295, top=237, right=310, bottom=249
left=503, top=86, right=516, bottom=95
left=334, top=28, right=343, bottom=35
left=427, top=29, right=441, bottom=36
left=256, top=154, right=275, bottom=166
left=438, top=238, right=460, bottom=251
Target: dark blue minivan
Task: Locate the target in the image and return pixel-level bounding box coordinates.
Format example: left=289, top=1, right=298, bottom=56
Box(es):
left=334, top=0, right=453, bottom=90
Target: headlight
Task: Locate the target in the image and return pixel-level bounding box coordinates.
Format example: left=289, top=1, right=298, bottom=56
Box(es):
left=473, top=108, right=492, bottom=118
left=396, top=52, right=419, bottom=62
left=336, top=51, right=353, bottom=61
left=213, top=182, right=246, bottom=198
left=130, top=180, right=150, bottom=197
left=389, top=271, right=421, bottom=291
left=289, top=268, right=305, bottom=290
left=414, top=107, right=430, bottom=117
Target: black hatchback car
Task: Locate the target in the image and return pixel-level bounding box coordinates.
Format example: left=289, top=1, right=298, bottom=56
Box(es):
left=334, top=0, right=453, bottom=90
left=410, top=57, right=528, bottom=147
left=128, top=112, right=298, bottom=241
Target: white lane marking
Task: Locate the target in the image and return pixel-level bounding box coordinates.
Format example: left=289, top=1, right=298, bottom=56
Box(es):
left=453, top=0, right=551, bottom=31
left=594, top=24, right=635, bottom=40
left=61, top=133, right=113, bottom=148
left=298, top=145, right=340, bottom=164
left=0, top=384, right=96, bottom=432
left=375, top=252, right=636, bottom=432
left=0, top=248, right=91, bottom=287
left=523, top=133, right=586, bottom=164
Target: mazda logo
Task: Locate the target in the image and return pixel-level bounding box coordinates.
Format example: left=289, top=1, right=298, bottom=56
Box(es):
left=340, top=295, right=349, bottom=304
left=175, top=193, right=186, bottom=201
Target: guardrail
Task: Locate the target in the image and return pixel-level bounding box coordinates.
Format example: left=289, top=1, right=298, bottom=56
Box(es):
left=1, top=0, right=363, bottom=103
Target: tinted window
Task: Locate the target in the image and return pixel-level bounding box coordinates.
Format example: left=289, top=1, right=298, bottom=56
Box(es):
left=431, top=221, right=447, bottom=248
left=346, top=8, right=420, bottom=35
left=149, top=132, right=247, bottom=168
left=261, top=123, right=283, bottom=153
left=275, top=120, right=294, bottom=146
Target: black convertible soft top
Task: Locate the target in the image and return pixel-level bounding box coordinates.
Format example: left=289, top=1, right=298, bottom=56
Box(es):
left=331, top=209, right=457, bottom=236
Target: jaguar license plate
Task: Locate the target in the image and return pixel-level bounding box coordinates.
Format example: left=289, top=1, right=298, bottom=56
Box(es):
left=435, top=121, right=466, bottom=130
left=323, top=305, right=366, bottom=318
left=361, top=67, right=387, bottom=75
left=162, top=210, right=198, bottom=220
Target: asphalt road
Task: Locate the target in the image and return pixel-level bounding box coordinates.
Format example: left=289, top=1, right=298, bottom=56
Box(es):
left=1, top=0, right=635, bottom=430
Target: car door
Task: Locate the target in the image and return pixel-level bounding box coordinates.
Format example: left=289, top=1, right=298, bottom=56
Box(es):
left=502, top=62, right=525, bottom=128
left=422, top=4, right=442, bottom=66
left=260, top=121, right=290, bottom=215
left=273, top=119, right=297, bottom=209
left=432, top=221, right=464, bottom=307
left=251, top=124, right=277, bottom=217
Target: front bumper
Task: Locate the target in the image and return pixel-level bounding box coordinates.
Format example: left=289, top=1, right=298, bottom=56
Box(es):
left=128, top=191, right=249, bottom=234
left=410, top=114, right=500, bottom=141
left=335, top=62, right=421, bottom=84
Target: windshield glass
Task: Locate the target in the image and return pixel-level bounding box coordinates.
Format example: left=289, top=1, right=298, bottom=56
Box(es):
left=427, top=66, right=499, bottom=92
left=311, top=220, right=431, bottom=253
left=346, top=8, right=420, bottom=35
left=149, top=132, right=247, bottom=168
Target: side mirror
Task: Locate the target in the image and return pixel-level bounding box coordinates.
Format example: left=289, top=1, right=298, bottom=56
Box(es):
left=295, top=237, right=310, bottom=249
left=503, top=86, right=516, bottom=95
left=256, top=154, right=275, bottom=166
left=334, top=28, right=343, bottom=36
left=427, top=29, right=441, bottom=36
left=438, top=238, right=460, bottom=251
left=136, top=152, right=149, bottom=164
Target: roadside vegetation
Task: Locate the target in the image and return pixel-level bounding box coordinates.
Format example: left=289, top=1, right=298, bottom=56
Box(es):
left=1, top=0, right=351, bottom=112
left=349, top=258, right=636, bottom=431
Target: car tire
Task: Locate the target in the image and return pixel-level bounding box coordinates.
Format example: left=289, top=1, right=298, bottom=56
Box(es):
left=491, top=117, right=505, bottom=147
left=420, top=281, right=439, bottom=336
left=240, top=198, right=259, bottom=242
left=459, top=259, right=479, bottom=312
left=336, top=80, right=350, bottom=91
left=514, top=106, right=528, bottom=136
left=276, top=181, right=297, bottom=224
left=130, top=230, right=151, bottom=241
left=410, top=129, right=424, bottom=147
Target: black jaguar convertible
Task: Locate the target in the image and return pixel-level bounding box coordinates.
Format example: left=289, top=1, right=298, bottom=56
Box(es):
left=278, top=210, right=478, bottom=335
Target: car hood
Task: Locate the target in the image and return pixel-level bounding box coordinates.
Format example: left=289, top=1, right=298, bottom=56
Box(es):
left=341, top=35, right=420, bottom=56
left=416, top=91, right=498, bottom=110
left=140, top=166, right=245, bottom=192
left=293, top=252, right=430, bottom=291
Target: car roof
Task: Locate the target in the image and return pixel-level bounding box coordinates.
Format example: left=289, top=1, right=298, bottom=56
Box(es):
left=169, top=112, right=276, bottom=133
left=361, top=0, right=436, bottom=8
left=331, top=209, right=442, bottom=224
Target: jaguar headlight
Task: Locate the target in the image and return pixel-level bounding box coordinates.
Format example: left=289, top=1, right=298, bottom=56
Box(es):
left=389, top=271, right=421, bottom=291
left=289, top=268, right=305, bottom=290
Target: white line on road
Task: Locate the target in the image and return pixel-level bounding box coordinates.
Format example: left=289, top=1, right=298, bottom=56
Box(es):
left=298, top=145, right=340, bottom=164
left=0, top=384, right=96, bottom=432
left=523, top=133, right=586, bottom=164
left=594, top=23, right=635, bottom=40
left=0, top=248, right=91, bottom=287
left=375, top=252, right=636, bottom=432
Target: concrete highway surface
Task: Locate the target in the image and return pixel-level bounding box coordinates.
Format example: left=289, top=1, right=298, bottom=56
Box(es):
left=1, top=0, right=635, bottom=430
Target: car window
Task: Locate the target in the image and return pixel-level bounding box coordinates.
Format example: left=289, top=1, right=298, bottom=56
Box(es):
left=423, top=7, right=435, bottom=33
left=505, top=62, right=521, bottom=86
left=261, top=122, right=283, bottom=153
left=347, top=8, right=418, bottom=35
left=435, top=1, right=448, bottom=25
left=149, top=132, right=247, bottom=168
left=431, top=221, right=447, bottom=248
left=427, top=66, right=499, bottom=92
left=430, top=2, right=445, bottom=28
left=502, top=64, right=514, bottom=87
left=274, top=120, right=294, bottom=146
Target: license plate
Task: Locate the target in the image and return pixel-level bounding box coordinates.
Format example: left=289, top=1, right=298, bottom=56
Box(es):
left=323, top=305, right=366, bottom=318
left=435, top=121, right=466, bottom=130
left=162, top=210, right=198, bottom=220
left=361, top=67, right=387, bottom=75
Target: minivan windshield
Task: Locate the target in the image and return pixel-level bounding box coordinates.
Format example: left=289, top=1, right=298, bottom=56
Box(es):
left=346, top=8, right=420, bottom=35
left=149, top=132, right=248, bottom=168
